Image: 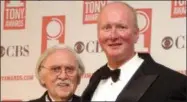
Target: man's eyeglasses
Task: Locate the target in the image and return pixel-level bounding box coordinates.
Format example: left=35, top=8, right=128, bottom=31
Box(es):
left=40, top=65, right=77, bottom=77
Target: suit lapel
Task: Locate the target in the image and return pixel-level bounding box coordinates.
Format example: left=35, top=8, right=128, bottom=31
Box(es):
left=116, top=74, right=158, bottom=102
left=41, top=91, right=80, bottom=102
left=71, top=94, right=81, bottom=102
left=116, top=53, right=159, bottom=102
left=82, top=66, right=106, bottom=101
left=82, top=78, right=101, bottom=101
left=39, top=91, right=48, bottom=102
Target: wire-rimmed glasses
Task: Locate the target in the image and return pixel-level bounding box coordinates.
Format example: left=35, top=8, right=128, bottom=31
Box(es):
left=40, top=65, right=77, bottom=77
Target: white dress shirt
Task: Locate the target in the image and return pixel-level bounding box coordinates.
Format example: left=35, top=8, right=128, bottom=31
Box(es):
left=91, top=53, right=144, bottom=101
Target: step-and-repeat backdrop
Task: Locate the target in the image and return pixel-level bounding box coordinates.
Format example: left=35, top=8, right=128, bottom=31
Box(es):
left=1, top=1, right=186, bottom=101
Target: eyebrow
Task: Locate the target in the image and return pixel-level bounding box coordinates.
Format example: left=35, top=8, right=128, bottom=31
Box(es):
left=101, top=23, right=127, bottom=28
left=49, top=64, right=76, bottom=68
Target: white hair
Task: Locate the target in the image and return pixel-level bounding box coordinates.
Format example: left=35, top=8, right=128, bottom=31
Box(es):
left=35, top=44, right=85, bottom=87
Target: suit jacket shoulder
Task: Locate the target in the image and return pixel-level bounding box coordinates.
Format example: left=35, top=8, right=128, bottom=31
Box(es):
left=138, top=53, right=187, bottom=102
left=28, top=91, right=46, bottom=102
left=89, top=64, right=107, bottom=82
left=28, top=91, right=81, bottom=102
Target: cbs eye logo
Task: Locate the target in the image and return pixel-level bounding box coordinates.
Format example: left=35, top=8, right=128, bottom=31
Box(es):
left=161, top=36, right=173, bottom=50
left=1, top=46, right=5, bottom=57
left=74, top=41, right=85, bottom=54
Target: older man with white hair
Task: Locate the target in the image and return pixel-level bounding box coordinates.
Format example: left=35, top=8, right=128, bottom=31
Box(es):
left=29, top=44, right=85, bottom=102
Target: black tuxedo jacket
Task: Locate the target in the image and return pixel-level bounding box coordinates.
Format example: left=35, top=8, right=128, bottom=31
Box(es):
left=29, top=91, right=81, bottom=102
left=81, top=53, right=186, bottom=102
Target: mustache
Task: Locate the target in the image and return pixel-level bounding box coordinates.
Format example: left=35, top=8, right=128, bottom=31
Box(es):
left=57, top=80, right=72, bottom=86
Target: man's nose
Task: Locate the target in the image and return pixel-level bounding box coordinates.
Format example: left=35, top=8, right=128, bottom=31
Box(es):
left=110, top=27, right=118, bottom=40
left=57, top=68, right=68, bottom=79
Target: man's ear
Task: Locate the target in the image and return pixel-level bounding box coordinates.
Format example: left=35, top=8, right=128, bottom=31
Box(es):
left=133, top=27, right=139, bottom=43
left=77, top=74, right=81, bottom=85
left=39, top=72, right=45, bottom=85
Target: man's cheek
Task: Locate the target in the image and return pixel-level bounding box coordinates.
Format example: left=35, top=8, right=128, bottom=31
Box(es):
left=121, top=34, right=130, bottom=39
left=121, top=35, right=132, bottom=42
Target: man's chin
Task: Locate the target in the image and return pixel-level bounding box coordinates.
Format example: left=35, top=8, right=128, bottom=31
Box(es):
left=57, top=91, right=72, bottom=98
left=108, top=54, right=121, bottom=59
left=107, top=51, right=121, bottom=57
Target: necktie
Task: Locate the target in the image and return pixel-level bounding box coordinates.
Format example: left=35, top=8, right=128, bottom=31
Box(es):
left=101, top=68, right=121, bottom=82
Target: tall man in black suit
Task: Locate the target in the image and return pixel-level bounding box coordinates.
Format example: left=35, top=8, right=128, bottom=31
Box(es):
left=82, top=2, right=186, bottom=102
left=29, top=44, right=85, bottom=102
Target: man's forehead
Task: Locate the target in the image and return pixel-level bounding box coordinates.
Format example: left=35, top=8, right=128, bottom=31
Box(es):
left=97, top=3, right=136, bottom=26
left=98, top=3, right=134, bottom=19
left=44, top=49, right=75, bottom=61
left=101, top=2, right=132, bottom=14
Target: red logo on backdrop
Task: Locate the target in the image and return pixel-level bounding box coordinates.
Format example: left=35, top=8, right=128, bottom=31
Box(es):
left=171, top=0, right=186, bottom=18
left=135, top=9, right=152, bottom=53
left=83, top=0, right=107, bottom=24
left=41, top=16, right=65, bottom=53
left=3, top=0, right=26, bottom=30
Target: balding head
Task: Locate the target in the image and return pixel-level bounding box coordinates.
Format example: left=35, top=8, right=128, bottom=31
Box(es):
left=97, top=2, right=138, bottom=29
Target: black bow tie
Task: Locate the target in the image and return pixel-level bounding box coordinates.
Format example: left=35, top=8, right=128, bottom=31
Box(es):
left=101, top=67, right=121, bottom=82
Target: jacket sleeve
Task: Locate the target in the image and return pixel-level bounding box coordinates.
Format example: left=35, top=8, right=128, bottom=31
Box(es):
left=166, top=76, right=187, bottom=102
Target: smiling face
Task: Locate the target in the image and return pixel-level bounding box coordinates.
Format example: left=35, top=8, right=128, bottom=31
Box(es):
left=39, top=49, right=79, bottom=101
left=97, top=3, right=139, bottom=65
